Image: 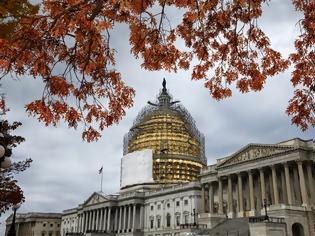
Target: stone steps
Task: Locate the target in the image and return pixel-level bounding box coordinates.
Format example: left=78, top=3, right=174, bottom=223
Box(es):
left=204, top=218, right=249, bottom=236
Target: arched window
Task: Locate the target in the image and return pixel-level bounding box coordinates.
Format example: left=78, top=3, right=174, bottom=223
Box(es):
left=166, top=213, right=171, bottom=227
left=292, top=223, right=304, bottom=236
left=183, top=212, right=189, bottom=224
left=150, top=218, right=154, bottom=229
left=175, top=214, right=181, bottom=226
left=156, top=216, right=161, bottom=228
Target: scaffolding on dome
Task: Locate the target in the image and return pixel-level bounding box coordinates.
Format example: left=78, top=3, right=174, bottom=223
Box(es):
left=123, top=88, right=206, bottom=165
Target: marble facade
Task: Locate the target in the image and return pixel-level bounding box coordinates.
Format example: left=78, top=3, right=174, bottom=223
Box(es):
left=61, top=138, right=315, bottom=236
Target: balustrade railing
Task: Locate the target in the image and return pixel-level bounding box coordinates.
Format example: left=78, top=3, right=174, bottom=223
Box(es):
left=249, top=216, right=285, bottom=224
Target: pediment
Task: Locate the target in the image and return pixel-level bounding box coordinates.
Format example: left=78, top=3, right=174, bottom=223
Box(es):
left=83, top=192, right=108, bottom=206
left=218, top=144, right=295, bottom=167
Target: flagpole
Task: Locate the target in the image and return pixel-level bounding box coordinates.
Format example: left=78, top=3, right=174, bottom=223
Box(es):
left=101, top=170, right=103, bottom=192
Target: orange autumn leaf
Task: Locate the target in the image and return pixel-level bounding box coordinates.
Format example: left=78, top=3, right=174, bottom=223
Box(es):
left=0, top=0, right=313, bottom=143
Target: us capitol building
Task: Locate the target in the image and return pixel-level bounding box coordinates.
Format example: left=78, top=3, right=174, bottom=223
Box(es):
left=59, top=80, right=315, bottom=236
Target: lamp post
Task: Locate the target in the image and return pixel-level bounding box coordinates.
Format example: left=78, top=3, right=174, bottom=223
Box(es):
left=223, top=202, right=228, bottom=219
left=263, top=198, right=269, bottom=221
left=191, top=208, right=198, bottom=226
left=7, top=203, right=21, bottom=236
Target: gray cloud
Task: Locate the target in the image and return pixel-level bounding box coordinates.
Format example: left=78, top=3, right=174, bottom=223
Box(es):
left=1, top=1, right=314, bottom=234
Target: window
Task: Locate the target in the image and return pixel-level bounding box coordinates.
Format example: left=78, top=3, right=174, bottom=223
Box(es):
left=157, top=218, right=161, bottom=228
left=150, top=219, right=154, bottom=229
left=166, top=214, right=171, bottom=227
left=50, top=223, right=53, bottom=227
left=167, top=203, right=170, bottom=208
left=184, top=214, right=189, bottom=224
left=176, top=201, right=180, bottom=207
left=184, top=200, right=188, bottom=205
left=41, top=232, right=46, bottom=236
left=151, top=205, right=154, bottom=211
left=176, top=215, right=180, bottom=226
left=157, top=204, right=161, bottom=210
left=43, top=223, right=46, bottom=227
left=48, top=232, right=52, bottom=236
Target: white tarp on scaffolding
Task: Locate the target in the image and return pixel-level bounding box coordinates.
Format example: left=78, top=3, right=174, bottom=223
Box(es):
left=120, top=149, right=153, bottom=188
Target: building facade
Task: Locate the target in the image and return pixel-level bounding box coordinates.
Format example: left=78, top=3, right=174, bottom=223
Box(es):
left=60, top=81, right=315, bottom=236
left=5, top=212, right=61, bottom=236
left=199, top=138, right=315, bottom=235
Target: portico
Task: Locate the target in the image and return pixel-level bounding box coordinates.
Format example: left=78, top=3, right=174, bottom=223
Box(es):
left=199, top=139, right=315, bottom=236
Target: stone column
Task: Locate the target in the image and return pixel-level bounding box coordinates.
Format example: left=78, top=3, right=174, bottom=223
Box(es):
left=306, top=161, right=315, bottom=206
left=209, top=182, right=214, bottom=214
left=86, top=211, right=89, bottom=231
left=93, top=210, right=97, bottom=231
left=271, top=165, right=279, bottom=205
left=237, top=173, right=243, bottom=215
left=91, top=210, right=95, bottom=231
left=172, top=199, right=176, bottom=227
left=101, top=208, right=104, bottom=231
left=78, top=214, right=81, bottom=233
left=77, top=214, right=80, bottom=233
left=104, top=208, right=107, bottom=231
left=140, top=205, right=144, bottom=229
left=115, top=207, right=118, bottom=232
left=259, top=168, right=266, bottom=204
left=297, top=160, right=309, bottom=206
left=284, top=163, right=293, bottom=205
left=89, top=211, right=93, bottom=230
left=201, top=184, right=205, bottom=213
left=84, top=212, right=88, bottom=232
left=248, top=171, right=255, bottom=211
left=228, top=175, right=233, bottom=214
left=99, top=209, right=103, bottom=232
left=280, top=169, right=287, bottom=204
left=89, top=210, right=92, bottom=231
left=96, top=209, right=99, bottom=231
left=132, top=204, right=137, bottom=231
left=128, top=205, right=132, bottom=231
left=82, top=214, right=84, bottom=232
left=293, top=166, right=302, bottom=204
left=118, top=206, right=122, bottom=232
left=180, top=198, right=184, bottom=224
left=123, top=206, right=127, bottom=231
left=107, top=207, right=111, bottom=232
left=90, top=210, right=94, bottom=231
left=218, top=177, right=223, bottom=214
left=103, top=208, right=107, bottom=231
left=85, top=211, right=88, bottom=231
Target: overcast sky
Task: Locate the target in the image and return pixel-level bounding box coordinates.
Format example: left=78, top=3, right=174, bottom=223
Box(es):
left=1, top=1, right=314, bottom=233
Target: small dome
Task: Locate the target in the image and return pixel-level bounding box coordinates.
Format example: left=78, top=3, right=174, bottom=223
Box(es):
left=123, top=79, right=206, bottom=184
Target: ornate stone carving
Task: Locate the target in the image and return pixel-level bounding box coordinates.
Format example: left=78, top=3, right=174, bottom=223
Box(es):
left=220, top=145, right=293, bottom=166
left=84, top=193, right=107, bottom=206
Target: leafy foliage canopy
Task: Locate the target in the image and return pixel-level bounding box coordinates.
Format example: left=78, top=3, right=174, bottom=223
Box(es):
left=0, top=0, right=314, bottom=141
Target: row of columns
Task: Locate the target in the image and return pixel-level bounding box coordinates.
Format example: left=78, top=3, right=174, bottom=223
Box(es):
left=77, top=207, right=111, bottom=233
left=77, top=204, right=144, bottom=233
left=201, top=160, right=315, bottom=216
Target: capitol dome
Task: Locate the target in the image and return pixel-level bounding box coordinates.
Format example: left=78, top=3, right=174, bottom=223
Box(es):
left=123, top=79, right=207, bottom=184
